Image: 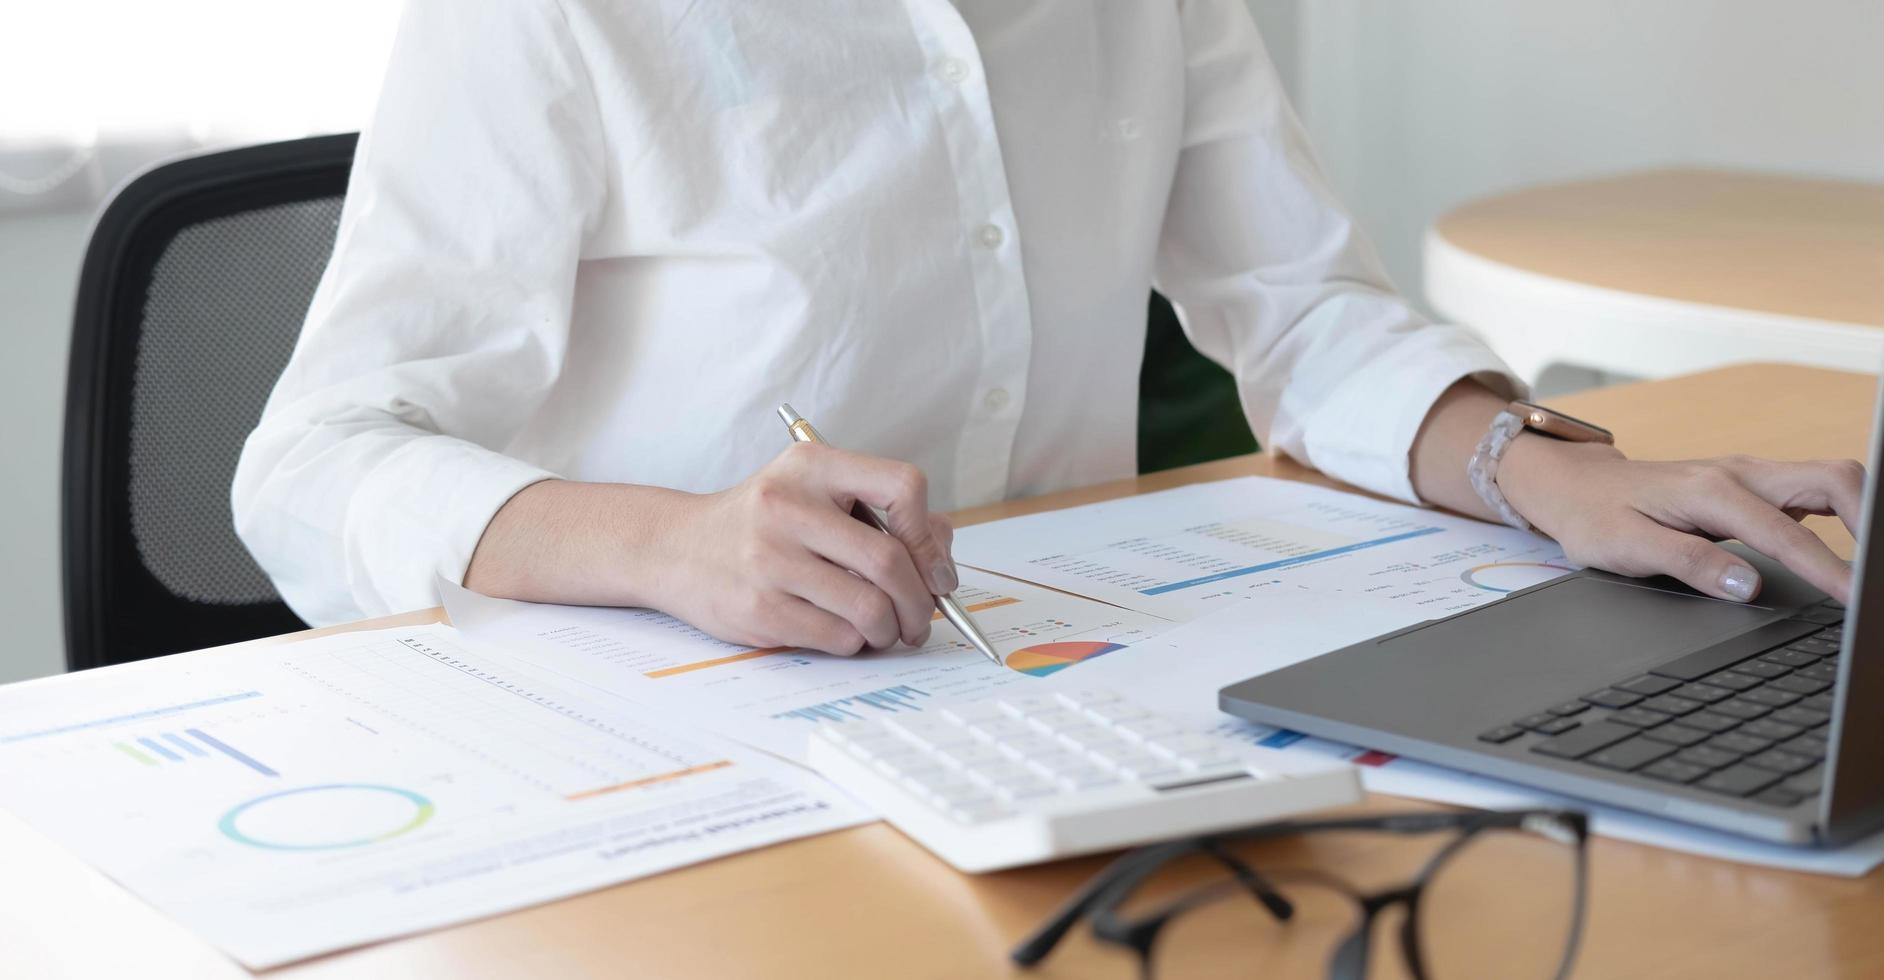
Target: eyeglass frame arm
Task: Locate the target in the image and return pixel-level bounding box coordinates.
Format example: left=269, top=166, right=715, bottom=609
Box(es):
left=1011, top=807, right=1588, bottom=976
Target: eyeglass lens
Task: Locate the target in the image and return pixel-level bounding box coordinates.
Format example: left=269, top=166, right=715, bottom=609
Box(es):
left=1118, top=826, right=1580, bottom=980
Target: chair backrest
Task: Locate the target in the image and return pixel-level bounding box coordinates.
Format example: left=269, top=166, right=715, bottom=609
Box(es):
left=62, top=133, right=358, bottom=671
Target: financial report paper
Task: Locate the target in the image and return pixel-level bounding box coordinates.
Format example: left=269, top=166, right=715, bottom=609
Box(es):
left=952, top=476, right=1575, bottom=621
left=443, top=570, right=1173, bottom=762
left=0, top=624, right=867, bottom=968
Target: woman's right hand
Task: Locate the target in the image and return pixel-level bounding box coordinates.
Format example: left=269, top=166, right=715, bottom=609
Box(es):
left=653, top=443, right=958, bottom=655
left=464, top=443, right=959, bottom=657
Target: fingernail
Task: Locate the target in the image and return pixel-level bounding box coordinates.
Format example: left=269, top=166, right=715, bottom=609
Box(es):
left=930, top=559, right=959, bottom=595
left=1720, top=565, right=1759, bottom=602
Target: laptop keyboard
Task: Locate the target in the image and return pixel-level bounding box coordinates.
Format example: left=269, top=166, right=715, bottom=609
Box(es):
left=1478, top=601, right=1845, bottom=809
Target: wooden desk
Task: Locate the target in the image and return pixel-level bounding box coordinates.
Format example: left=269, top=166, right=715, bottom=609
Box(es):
left=1425, top=169, right=1884, bottom=387
left=5, top=364, right=1881, bottom=979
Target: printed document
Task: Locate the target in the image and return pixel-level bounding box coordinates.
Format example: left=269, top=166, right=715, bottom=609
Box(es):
left=0, top=624, right=866, bottom=968
left=952, top=476, right=1574, bottom=621
left=443, top=570, right=1172, bottom=762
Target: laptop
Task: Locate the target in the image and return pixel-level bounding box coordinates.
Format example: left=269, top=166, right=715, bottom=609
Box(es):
left=1220, top=388, right=1884, bottom=846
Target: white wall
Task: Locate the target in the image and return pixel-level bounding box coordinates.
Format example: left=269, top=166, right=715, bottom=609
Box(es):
left=1282, top=0, right=1884, bottom=309
left=0, top=209, right=91, bottom=683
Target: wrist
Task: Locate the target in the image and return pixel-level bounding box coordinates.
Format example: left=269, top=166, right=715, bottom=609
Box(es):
left=465, top=479, right=700, bottom=608
left=1497, top=434, right=1626, bottom=530
left=603, top=484, right=706, bottom=609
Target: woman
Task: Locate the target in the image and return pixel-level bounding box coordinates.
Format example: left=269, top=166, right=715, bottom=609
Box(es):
left=235, top=0, right=1860, bottom=654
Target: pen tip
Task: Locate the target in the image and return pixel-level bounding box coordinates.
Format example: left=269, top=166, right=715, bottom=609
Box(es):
left=777, top=404, right=801, bottom=426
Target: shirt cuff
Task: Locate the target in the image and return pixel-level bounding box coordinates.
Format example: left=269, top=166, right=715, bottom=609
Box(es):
left=342, top=436, right=557, bottom=617
left=1299, top=324, right=1527, bottom=505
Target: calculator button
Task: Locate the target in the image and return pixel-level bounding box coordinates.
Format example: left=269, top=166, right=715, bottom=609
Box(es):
left=1082, top=701, right=1153, bottom=725
left=1086, top=745, right=1154, bottom=768
left=1114, top=716, right=1186, bottom=742
left=1053, top=689, right=1124, bottom=709
left=1118, top=762, right=1184, bottom=783
left=1024, top=710, right=1086, bottom=733
left=996, top=735, right=1063, bottom=761
left=1055, top=727, right=1120, bottom=752
left=992, top=788, right=1057, bottom=805
left=906, top=775, right=979, bottom=804
left=1107, top=755, right=1170, bottom=776
left=966, top=761, right=1036, bottom=788
left=991, top=778, right=1058, bottom=803
left=941, top=702, right=1007, bottom=725
left=1053, top=767, right=1122, bottom=791
left=996, top=696, right=1063, bottom=717
left=938, top=743, right=1005, bottom=770
left=967, top=716, right=1035, bottom=740
left=1024, top=752, right=1087, bottom=778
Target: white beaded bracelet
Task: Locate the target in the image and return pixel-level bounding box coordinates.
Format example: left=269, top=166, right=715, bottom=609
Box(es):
left=1467, top=410, right=1533, bottom=531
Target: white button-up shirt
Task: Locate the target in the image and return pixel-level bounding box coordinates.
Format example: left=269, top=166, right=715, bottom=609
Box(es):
left=234, top=0, right=1518, bottom=625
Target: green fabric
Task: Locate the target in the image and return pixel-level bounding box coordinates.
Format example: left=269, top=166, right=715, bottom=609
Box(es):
left=1137, top=291, right=1259, bottom=474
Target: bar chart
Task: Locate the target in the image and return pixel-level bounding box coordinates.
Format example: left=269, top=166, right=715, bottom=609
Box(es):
left=772, top=685, right=934, bottom=723
left=112, top=727, right=277, bottom=776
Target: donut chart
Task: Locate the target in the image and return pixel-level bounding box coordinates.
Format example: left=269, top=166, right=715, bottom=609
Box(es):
left=218, top=783, right=435, bottom=851
left=1460, top=561, right=1576, bottom=593
left=1005, top=640, right=1126, bottom=677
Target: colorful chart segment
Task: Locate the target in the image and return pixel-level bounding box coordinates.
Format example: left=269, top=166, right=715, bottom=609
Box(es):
left=1460, top=560, right=1576, bottom=593
left=1005, top=641, right=1127, bottom=677
left=218, top=784, right=434, bottom=851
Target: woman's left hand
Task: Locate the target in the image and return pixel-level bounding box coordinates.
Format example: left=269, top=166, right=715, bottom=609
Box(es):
left=1496, top=439, right=1864, bottom=604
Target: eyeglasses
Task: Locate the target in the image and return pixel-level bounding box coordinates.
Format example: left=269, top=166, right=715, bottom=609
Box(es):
left=1012, top=807, right=1589, bottom=980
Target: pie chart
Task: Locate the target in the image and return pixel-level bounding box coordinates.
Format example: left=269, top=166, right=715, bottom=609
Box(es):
left=1006, top=640, right=1127, bottom=677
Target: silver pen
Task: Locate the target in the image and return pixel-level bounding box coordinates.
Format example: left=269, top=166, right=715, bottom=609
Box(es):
left=776, top=404, right=1003, bottom=666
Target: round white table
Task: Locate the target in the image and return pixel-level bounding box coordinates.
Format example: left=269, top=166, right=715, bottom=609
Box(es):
left=1425, top=168, right=1884, bottom=387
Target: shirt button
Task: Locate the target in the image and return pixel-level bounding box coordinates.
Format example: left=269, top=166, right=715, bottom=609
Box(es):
left=935, top=57, right=971, bottom=84
left=984, top=388, right=1010, bottom=412
left=974, top=223, right=1005, bottom=249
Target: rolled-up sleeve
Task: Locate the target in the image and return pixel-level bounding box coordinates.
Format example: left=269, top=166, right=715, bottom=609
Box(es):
left=1154, top=0, right=1522, bottom=504
left=232, top=0, right=605, bottom=624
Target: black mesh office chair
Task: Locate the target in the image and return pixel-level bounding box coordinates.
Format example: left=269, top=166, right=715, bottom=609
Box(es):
left=62, top=133, right=358, bottom=671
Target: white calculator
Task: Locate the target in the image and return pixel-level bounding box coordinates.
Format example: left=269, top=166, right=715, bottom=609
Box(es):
left=806, top=689, right=1361, bottom=873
